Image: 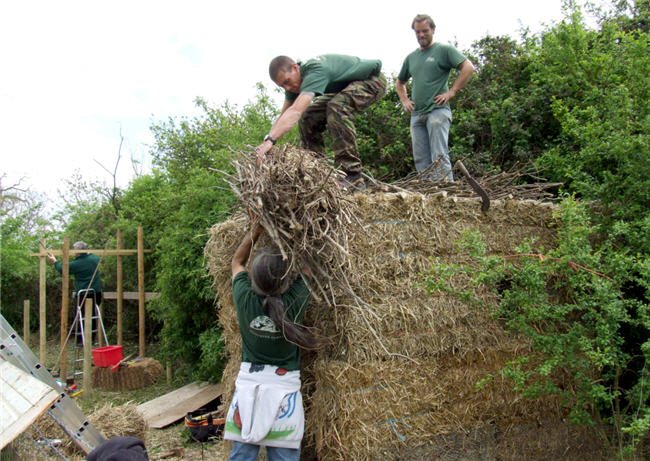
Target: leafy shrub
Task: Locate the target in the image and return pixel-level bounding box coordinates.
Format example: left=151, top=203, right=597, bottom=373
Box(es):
left=422, top=197, right=650, bottom=458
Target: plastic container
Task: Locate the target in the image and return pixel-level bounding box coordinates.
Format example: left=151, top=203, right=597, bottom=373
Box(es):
left=92, top=345, right=123, bottom=367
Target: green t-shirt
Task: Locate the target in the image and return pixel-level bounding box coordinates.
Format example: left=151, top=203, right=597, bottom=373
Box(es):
left=54, top=253, right=102, bottom=294
left=285, top=54, right=382, bottom=102
left=232, top=271, right=310, bottom=371
left=398, top=43, right=467, bottom=114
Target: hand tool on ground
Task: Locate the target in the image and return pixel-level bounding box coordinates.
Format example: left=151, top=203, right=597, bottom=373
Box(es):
left=454, top=160, right=490, bottom=212
left=110, top=352, right=136, bottom=372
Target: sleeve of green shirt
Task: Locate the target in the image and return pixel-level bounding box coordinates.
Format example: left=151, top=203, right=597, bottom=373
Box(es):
left=232, top=271, right=254, bottom=316
left=444, top=44, right=467, bottom=69
left=397, top=56, right=410, bottom=82
left=298, top=61, right=329, bottom=96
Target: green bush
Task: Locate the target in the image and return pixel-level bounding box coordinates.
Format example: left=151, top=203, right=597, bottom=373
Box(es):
left=534, top=4, right=650, bottom=253
left=422, top=197, right=649, bottom=458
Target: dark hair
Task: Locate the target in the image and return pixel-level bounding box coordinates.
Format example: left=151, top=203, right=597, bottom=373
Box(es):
left=269, top=55, right=295, bottom=82
left=411, top=14, right=435, bottom=30
left=250, top=248, right=320, bottom=350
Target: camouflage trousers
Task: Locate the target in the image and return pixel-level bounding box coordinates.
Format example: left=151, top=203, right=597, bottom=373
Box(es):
left=299, top=74, right=387, bottom=175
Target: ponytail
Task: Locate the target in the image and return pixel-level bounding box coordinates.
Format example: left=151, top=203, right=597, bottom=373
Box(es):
left=250, top=248, right=321, bottom=350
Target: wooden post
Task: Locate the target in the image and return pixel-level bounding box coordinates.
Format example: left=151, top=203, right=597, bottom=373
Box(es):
left=23, top=300, right=30, bottom=347
left=137, top=226, right=145, bottom=357
left=82, top=298, right=93, bottom=398
left=39, top=240, right=47, bottom=364
left=60, top=236, right=70, bottom=382
left=166, top=362, right=172, bottom=385
left=116, top=229, right=124, bottom=346
left=98, top=304, right=104, bottom=347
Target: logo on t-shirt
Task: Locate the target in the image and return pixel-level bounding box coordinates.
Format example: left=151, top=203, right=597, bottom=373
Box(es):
left=249, top=315, right=281, bottom=337
left=426, top=56, right=436, bottom=63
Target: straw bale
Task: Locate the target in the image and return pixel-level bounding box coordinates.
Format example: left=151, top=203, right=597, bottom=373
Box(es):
left=336, top=296, right=504, bottom=362
left=87, top=402, right=146, bottom=441
left=331, top=420, right=606, bottom=461
left=306, top=347, right=568, bottom=460
left=92, top=357, right=163, bottom=391
left=308, top=343, right=555, bottom=431
left=204, top=153, right=573, bottom=458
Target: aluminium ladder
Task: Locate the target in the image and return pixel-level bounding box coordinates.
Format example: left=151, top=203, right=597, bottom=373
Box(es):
left=0, top=314, right=105, bottom=454
left=71, top=289, right=108, bottom=380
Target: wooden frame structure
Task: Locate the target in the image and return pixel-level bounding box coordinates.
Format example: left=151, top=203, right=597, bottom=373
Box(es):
left=30, top=227, right=153, bottom=381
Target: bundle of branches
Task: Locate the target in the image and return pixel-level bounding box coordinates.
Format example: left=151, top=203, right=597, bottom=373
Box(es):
left=221, top=145, right=357, bottom=305
left=370, top=162, right=562, bottom=202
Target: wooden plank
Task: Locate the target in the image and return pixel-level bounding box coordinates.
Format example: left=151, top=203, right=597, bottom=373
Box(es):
left=102, top=292, right=160, bottom=301
left=116, top=229, right=124, bottom=346
left=30, top=249, right=152, bottom=257
left=82, top=299, right=93, bottom=398
left=23, top=300, right=30, bottom=347
left=136, top=382, right=222, bottom=429
left=39, top=240, right=47, bottom=363
left=60, top=237, right=70, bottom=382
left=0, top=361, right=59, bottom=449
left=137, top=227, right=145, bottom=357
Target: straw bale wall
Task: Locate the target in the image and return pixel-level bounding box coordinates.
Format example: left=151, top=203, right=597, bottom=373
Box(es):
left=205, top=191, right=599, bottom=459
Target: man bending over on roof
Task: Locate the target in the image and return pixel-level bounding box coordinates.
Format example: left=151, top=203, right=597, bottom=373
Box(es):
left=255, top=54, right=386, bottom=187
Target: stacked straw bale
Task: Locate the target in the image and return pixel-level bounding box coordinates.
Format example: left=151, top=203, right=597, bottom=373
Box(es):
left=205, top=146, right=600, bottom=460
left=91, top=357, right=163, bottom=391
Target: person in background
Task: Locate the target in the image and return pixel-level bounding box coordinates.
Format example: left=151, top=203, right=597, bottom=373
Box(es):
left=396, top=14, right=475, bottom=181
left=48, top=240, right=102, bottom=309
left=256, top=54, right=386, bottom=187
left=225, top=224, right=318, bottom=461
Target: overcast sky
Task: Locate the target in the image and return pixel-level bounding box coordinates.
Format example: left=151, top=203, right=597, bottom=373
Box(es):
left=1, top=0, right=571, bottom=205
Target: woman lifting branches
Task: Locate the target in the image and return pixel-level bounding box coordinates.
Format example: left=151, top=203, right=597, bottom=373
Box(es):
left=225, top=223, right=321, bottom=461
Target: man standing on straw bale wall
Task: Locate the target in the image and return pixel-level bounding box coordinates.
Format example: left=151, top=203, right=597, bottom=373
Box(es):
left=255, top=54, right=387, bottom=187
left=396, top=14, right=475, bottom=181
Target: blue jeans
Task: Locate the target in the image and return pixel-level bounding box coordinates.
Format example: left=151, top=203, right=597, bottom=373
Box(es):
left=228, top=441, right=300, bottom=461
left=410, top=107, right=454, bottom=181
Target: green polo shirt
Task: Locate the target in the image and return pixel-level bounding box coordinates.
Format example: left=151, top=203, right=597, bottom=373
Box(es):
left=398, top=43, right=467, bottom=114
left=285, top=54, right=382, bottom=102
left=232, top=271, right=310, bottom=371
left=54, top=253, right=102, bottom=294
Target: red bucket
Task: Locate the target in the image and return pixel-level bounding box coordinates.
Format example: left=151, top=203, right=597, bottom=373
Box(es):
left=92, top=345, right=123, bottom=367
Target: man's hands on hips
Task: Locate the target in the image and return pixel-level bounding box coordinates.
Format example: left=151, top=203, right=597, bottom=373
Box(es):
left=400, top=98, right=415, bottom=113
left=434, top=89, right=456, bottom=106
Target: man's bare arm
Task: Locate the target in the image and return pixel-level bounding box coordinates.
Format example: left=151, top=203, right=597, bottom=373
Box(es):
left=255, top=92, right=314, bottom=162
left=434, top=59, right=475, bottom=106
left=396, top=79, right=414, bottom=113
left=269, top=93, right=313, bottom=140
left=232, top=224, right=265, bottom=279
